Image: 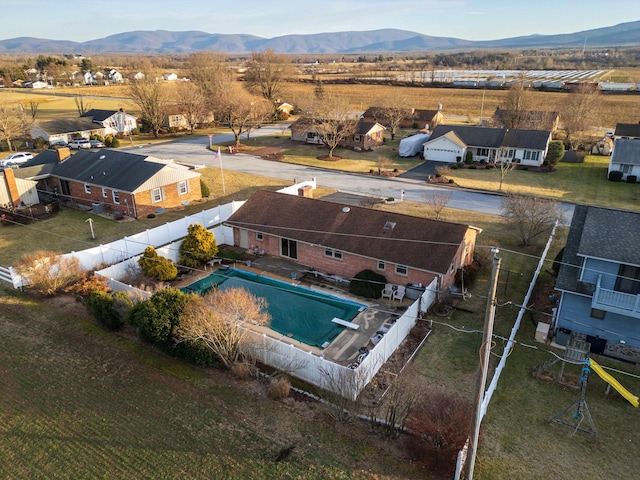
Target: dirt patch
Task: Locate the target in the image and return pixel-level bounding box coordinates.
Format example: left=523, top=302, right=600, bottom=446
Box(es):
left=317, top=155, right=342, bottom=161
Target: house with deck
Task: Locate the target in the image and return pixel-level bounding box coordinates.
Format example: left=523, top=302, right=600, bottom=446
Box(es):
left=553, top=205, right=640, bottom=361
left=225, top=190, right=481, bottom=292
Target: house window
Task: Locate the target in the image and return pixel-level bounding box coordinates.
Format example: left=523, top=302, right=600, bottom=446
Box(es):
left=324, top=248, right=343, bottom=260
left=102, top=187, right=108, bottom=198
left=523, top=151, right=540, bottom=161
left=615, top=264, right=640, bottom=294
left=177, top=180, right=188, bottom=195
left=620, top=164, right=633, bottom=174
left=112, top=191, right=120, bottom=204
left=151, top=188, right=163, bottom=203
left=306, top=132, right=316, bottom=139
left=256, top=232, right=263, bottom=241
left=590, top=308, right=606, bottom=320
left=476, top=148, right=489, bottom=157
left=84, top=184, right=91, bottom=194
left=354, top=134, right=361, bottom=142
left=450, top=262, right=456, bottom=273
left=395, top=265, right=408, bottom=276
left=281, top=238, right=297, bottom=260
left=377, top=261, right=386, bottom=271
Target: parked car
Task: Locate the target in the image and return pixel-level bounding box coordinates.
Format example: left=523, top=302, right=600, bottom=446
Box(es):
left=69, top=139, right=91, bottom=150
left=0, top=152, right=33, bottom=167
left=49, top=140, right=68, bottom=149
left=89, top=139, right=105, bottom=148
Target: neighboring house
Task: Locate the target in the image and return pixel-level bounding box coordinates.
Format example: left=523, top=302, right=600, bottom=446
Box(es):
left=162, top=105, right=215, bottom=131
left=106, top=69, right=123, bottom=83
left=30, top=118, right=106, bottom=145
left=83, top=71, right=96, bottom=85
left=553, top=205, right=640, bottom=361
left=613, top=123, right=640, bottom=141
left=592, top=137, right=613, bottom=156
left=342, top=121, right=386, bottom=150
left=423, top=125, right=552, bottom=166
left=80, top=108, right=138, bottom=136
left=0, top=168, right=39, bottom=208
left=289, top=119, right=386, bottom=150
left=607, top=139, right=640, bottom=181
left=133, top=72, right=145, bottom=80
left=362, top=107, right=443, bottom=130
left=26, top=81, right=49, bottom=89
left=13, top=149, right=202, bottom=219
left=277, top=102, right=295, bottom=115
left=163, top=73, right=178, bottom=81
left=225, top=190, right=481, bottom=292
left=488, top=108, right=560, bottom=132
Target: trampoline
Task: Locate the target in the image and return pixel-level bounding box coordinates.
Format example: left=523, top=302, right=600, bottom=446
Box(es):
left=183, top=268, right=365, bottom=348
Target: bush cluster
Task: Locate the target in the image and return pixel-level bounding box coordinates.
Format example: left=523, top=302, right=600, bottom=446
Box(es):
left=138, top=246, right=178, bottom=281
left=608, top=171, right=623, bottom=182
left=349, top=269, right=386, bottom=298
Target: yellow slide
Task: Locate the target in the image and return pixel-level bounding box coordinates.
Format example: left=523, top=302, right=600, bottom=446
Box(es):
left=588, top=358, right=639, bottom=408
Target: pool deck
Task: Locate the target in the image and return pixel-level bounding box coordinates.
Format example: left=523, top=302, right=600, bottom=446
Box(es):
left=180, top=255, right=411, bottom=366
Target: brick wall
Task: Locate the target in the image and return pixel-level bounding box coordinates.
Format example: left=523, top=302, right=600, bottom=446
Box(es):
left=48, top=176, right=201, bottom=219
left=238, top=229, right=440, bottom=287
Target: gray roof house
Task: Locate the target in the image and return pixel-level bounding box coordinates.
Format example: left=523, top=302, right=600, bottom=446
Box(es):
left=607, top=139, right=640, bottom=181
left=13, top=149, right=202, bottom=219
left=613, top=123, right=640, bottom=141
left=554, top=205, right=640, bottom=360
left=30, top=118, right=105, bottom=144
left=80, top=108, right=138, bottom=136
left=423, top=125, right=552, bottom=166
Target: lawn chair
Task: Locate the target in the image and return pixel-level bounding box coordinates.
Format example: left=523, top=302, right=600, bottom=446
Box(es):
left=392, top=285, right=406, bottom=302
left=381, top=283, right=394, bottom=300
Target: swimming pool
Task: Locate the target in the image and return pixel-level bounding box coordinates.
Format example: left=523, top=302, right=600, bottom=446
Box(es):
left=183, top=268, right=366, bottom=348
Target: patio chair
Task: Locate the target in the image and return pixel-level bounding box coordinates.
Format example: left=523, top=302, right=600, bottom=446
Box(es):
left=381, top=283, right=394, bottom=300
left=392, top=285, right=406, bottom=302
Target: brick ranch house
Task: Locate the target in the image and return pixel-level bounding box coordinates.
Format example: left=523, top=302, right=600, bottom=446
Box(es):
left=14, top=148, right=201, bottom=219
left=225, top=190, right=481, bottom=292
left=289, top=118, right=386, bottom=151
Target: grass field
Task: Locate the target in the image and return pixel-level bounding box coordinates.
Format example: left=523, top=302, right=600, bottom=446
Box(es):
left=0, top=289, right=426, bottom=479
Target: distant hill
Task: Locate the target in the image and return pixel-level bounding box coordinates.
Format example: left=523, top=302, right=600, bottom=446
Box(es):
left=0, top=21, right=639, bottom=54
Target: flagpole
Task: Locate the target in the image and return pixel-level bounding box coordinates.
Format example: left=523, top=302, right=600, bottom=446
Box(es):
left=218, top=147, right=226, bottom=194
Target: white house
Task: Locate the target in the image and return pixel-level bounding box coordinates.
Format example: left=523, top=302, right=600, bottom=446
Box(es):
left=107, top=69, right=123, bottom=83
left=423, top=125, right=552, bottom=167
left=80, top=109, right=138, bottom=136
left=163, top=73, right=178, bottom=81
left=133, top=72, right=145, bottom=80
left=608, top=139, right=640, bottom=181
left=83, top=71, right=96, bottom=85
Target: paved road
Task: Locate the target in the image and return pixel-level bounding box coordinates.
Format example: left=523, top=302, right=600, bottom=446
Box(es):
left=126, top=127, right=574, bottom=222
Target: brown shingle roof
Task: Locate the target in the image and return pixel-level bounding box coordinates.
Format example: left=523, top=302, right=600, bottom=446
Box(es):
left=226, top=190, right=473, bottom=275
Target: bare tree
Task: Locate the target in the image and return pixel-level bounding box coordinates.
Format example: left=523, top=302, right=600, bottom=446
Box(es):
left=187, top=51, right=233, bottom=112
left=26, top=100, right=41, bottom=121
left=217, top=83, right=272, bottom=147
left=501, top=194, right=563, bottom=247
left=500, top=78, right=534, bottom=129
left=0, top=105, right=29, bottom=152
left=177, top=288, right=271, bottom=369
left=175, top=82, right=208, bottom=133
left=376, top=156, right=392, bottom=175
left=494, top=148, right=519, bottom=191
left=244, top=48, right=293, bottom=103
left=380, top=95, right=412, bottom=140
left=368, top=374, right=423, bottom=439
left=128, top=75, right=166, bottom=138
left=562, top=84, right=602, bottom=151
left=13, top=251, right=82, bottom=296
left=303, top=94, right=358, bottom=159
left=74, top=95, right=92, bottom=115
left=425, top=189, right=452, bottom=220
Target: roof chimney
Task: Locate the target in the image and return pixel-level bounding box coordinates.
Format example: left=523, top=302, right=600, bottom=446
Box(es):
left=57, top=147, right=71, bottom=162
left=3, top=168, right=21, bottom=210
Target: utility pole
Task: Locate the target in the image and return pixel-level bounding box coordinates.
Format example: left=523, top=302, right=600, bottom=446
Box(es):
left=464, top=248, right=501, bottom=480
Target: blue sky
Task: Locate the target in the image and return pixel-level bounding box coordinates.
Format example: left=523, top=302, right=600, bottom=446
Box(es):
left=1, top=0, right=639, bottom=42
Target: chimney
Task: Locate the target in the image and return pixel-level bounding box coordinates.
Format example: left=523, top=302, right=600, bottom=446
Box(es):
left=3, top=168, right=21, bottom=210
left=57, top=147, right=71, bottom=162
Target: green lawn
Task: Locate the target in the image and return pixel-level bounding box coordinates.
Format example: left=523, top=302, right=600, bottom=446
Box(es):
left=0, top=289, right=425, bottom=479
left=443, top=156, right=640, bottom=211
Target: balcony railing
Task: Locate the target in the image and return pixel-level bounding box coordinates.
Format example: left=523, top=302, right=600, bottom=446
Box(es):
left=592, top=275, right=640, bottom=319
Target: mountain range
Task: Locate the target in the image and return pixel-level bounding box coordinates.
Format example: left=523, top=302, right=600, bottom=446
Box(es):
left=1, top=21, right=639, bottom=55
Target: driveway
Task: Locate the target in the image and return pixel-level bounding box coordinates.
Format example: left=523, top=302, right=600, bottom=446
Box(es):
left=397, top=160, right=451, bottom=180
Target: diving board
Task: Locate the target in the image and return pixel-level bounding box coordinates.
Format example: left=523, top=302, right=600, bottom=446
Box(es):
left=332, top=318, right=359, bottom=330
